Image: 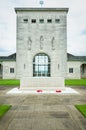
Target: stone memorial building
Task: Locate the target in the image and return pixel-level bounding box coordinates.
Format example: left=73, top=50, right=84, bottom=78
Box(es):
left=0, top=8, right=86, bottom=90
left=15, top=8, right=68, bottom=89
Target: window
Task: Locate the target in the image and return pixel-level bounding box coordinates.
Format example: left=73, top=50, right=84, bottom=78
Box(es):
left=69, top=68, right=73, bottom=73
left=39, top=19, right=44, bottom=23
left=55, top=19, right=60, bottom=23
left=10, top=68, right=14, bottom=73
left=47, top=19, right=52, bottom=23
left=33, top=53, right=50, bottom=77
left=31, top=19, right=36, bottom=23
left=23, top=19, right=28, bottom=23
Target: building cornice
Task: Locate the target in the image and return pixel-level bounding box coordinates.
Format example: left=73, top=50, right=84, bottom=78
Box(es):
left=15, top=7, right=69, bottom=13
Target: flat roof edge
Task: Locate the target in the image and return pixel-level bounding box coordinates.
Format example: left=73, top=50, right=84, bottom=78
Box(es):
left=15, top=7, right=69, bottom=13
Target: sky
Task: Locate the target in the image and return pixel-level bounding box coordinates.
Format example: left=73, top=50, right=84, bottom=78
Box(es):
left=0, top=0, right=86, bottom=56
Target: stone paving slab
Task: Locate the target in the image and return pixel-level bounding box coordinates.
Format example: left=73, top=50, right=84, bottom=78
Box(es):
left=7, top=87, right=79, bottom=95
left=7, top=116, right=81, bottom=130
left=0, top=86, right=86, bottom=130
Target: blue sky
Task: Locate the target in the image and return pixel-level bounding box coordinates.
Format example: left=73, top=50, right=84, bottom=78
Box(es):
left=0, top=0, right=86, bottom=56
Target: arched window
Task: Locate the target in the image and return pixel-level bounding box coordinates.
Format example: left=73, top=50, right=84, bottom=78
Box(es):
left=33, top=53, right=50, bottom=77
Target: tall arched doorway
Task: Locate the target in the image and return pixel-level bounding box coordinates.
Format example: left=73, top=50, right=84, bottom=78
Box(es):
left=80, top=64, right=86, bottom=78
left=0, top=64, right=3, bottom=78
left=33, top=53, right=50, bottom=77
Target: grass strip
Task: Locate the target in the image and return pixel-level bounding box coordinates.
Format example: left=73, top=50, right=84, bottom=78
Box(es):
left=0, top=79, right=86, bottom=86
left=0, top=79, right=20, bottom=86
left=0, top=104, right=12, bottom=118
left=75, top=105, right=86, bottom=117
left=65, top=79, right=86, bottom=86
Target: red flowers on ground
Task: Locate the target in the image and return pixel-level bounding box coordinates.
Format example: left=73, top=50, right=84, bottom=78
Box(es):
left=37, top=90, right=43, bottom=92
left=56, top=89, right=62, bottom=93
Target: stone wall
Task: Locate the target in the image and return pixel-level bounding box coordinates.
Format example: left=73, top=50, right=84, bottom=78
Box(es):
left=20, top=77, right=65, bottom=89
left=67, top=61, right=81, bottom=79
left=15, top=8, right=68, bottom=89
left=67, top=61, right=86, bottom=79
left=16, top=8, right=68, bottom=80
left=3, top=61, right=16, bottom=79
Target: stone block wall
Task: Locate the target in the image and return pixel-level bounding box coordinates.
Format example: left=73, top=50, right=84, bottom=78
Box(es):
left=3, top=61, right=16, bottom=79
left=15, top=8, right=68, bottom=88
left=67, top=61, right=81, bottom=79
left=15, top=8, right=68, bottom=80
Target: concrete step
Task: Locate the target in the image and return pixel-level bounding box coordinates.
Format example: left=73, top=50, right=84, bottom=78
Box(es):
left=20, top=87, right=65, bottom=91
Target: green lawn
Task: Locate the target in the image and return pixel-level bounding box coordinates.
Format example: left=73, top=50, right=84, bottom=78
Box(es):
left=0, top=79, right=20, bottom=86
left=0, top=105, right=12, bottom=118
left=65, top=79, right=86, bottom=86
left=0, top=79, right=86, bottom=86
left=75, top=105, right=86, bottom=117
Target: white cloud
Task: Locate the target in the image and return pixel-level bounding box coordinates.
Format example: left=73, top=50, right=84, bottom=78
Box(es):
left=67, top=35, right=86, bottom=55
left=67, top=0, right=86, bottom=55
left=0, top=0, right=86, bottom=56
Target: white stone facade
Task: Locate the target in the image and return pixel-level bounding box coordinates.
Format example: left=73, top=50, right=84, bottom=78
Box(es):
left=15, top=8, right=68, bottom=89
left=0, top=8, right=86, bottom=84
left=20, top=77, right=64, bottom=90
left=2, top=61, right=16, bottom=79
left=1, top=60, right=86, bottom=80
left=67, top=61, right=86, bottom=79
left=67, top=61, right=81, bottom=79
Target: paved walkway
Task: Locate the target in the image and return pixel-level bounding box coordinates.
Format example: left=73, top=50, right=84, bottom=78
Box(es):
left=0, top=86, right=86, bottom=130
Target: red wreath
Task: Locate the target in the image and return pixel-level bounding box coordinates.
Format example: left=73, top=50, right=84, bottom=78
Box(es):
left=56, top=89, right=62, bottom=93
left=37, top=90, right=43, bottom=92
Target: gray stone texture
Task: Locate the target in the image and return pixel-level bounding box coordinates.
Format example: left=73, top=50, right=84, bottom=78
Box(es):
left=15, top=8, right=68, bottom=88
left=0, top=86, right=86, bottom=130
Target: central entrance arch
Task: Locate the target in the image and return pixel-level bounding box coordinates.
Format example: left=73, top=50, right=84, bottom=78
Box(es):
left=33, top=53, right=50, bottom=77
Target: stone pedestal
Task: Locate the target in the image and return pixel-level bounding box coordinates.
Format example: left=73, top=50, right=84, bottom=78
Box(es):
left=20, top=77, right=65, bottom=90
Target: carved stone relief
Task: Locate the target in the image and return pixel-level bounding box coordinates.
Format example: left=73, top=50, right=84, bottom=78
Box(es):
left=51, top=37, right=55, bottom=50
left=27, top=37, right=32, bottom=50
left=40, top=36, right=44, bottom=50
left=58, top=64, right=59, bottom=70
